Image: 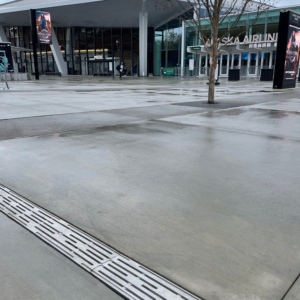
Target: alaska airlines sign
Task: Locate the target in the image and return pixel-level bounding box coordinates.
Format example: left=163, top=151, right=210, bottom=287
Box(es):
left=205, top=33, right=278, bottom=46
left=221, top=33, right=278, bottom=45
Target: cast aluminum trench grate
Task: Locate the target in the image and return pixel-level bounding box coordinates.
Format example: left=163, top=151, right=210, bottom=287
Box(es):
left=0, top=184, right=201, bottom=300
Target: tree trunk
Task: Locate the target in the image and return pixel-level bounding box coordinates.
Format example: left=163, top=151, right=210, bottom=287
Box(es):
left=208, top=15, right=220, bottom=104
left=208, top=45, right=218, bottom=104
left=208, top=62, right=215, bottom=104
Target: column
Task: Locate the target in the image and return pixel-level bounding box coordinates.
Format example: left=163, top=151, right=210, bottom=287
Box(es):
left=227, top=52, right=230, bottom=76
left=181, top=21, right=185, bottom=68
left=0, top=25, right=7, bottom=42
left=139, top=0, right=148, bottom=77
left=50, top=27, right=68, bottom=75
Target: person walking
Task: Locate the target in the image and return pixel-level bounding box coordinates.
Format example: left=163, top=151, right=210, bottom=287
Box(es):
left=116, top=61, right=126, bottom=80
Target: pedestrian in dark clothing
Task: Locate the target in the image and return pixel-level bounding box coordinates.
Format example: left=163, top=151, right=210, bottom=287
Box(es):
left=116, top=61, right=126, bottom=80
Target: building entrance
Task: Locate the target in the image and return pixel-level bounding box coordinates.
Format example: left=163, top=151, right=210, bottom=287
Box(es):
left=248, top=52, right=258, bottom=76
left=88, top=60, right=114, bottom=76
left=261, top=52, right=272, bottom=68
left=231, top=53, right=241, bottom=68
left=220, top=54, right=229, bottom=76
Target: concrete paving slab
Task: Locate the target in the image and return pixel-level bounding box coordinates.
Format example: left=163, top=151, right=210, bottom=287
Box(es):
left=0, top=111, right=141, bottom=141
left=103, top=104, right=208, bottom=119
left=0, top=118, right=300, bottom=300
left=0, top=213, right=123, bottom=300
left=252, top=100, right=300, bottom=112
left=1, top=77, right=300, bottom=300
left=160, top=106, right=300, bottom=140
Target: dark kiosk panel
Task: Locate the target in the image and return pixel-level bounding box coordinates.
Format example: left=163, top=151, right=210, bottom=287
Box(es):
left=273, top=11, right=300, bottom=89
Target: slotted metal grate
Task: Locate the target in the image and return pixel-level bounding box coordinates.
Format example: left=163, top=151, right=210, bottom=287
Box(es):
left=0, top=184, right=201, bottom=300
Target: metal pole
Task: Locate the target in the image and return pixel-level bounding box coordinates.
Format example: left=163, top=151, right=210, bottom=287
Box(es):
left=4, top=58, right=9, bottom=89
left=30, top=9, right=39, bottom=80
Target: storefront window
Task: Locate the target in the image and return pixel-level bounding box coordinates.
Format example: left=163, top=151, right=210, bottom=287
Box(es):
left=154, top=31, right=163, bottom=75
left=87, top=27, right=95, bottom=58
left=5, top=24, right=153, bottom=76
left=262, top=52, right=270, bottom=68
left=95, top=28, right=103, bottom=56
left=103, top=28, right=112, bottom=58
left=241, top=52, right=248, bottom=67
left=233, top=54, right=240, bottom=67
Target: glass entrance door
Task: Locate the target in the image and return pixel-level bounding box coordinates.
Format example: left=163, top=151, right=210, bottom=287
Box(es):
left=88, top=61, right=112, bottom=76
left=232, top=53, right=241, bottom=68
left=249, top=52, right=258, bottom=75
left=261, top=52, right=271, bottom=69
left=200, top=55, right=207, bottom=74
left=220, top=54, right=228, bottom=76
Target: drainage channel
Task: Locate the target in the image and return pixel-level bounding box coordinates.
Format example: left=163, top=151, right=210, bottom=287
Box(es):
left=0, top=184, right=201, bottom=300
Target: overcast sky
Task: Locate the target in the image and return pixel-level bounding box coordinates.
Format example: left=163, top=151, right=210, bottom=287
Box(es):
left=277, top=0, right=299, bottom=7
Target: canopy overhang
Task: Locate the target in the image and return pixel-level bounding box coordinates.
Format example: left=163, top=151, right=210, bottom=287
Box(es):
left=0, top=0, right=189, bottom=28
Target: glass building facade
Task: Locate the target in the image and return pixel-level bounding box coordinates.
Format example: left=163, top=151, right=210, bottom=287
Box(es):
left=4, top=5, right=300, bottom=77
left=154, top=5, right=300, bottom=77
left=4, top=26, right=154, bottom=76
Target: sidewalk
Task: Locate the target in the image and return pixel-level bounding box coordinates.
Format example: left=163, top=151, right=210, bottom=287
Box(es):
left=0, top=213, right=122, bottom=300
left=1, top=77, right=300, bottom=300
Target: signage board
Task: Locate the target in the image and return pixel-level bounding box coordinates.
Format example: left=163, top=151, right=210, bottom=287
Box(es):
left=0, top=43, right=14, bottom=72
left=273, top=11, right=300, bottom=89
left=162, top=67, right=175, bottom=76
left=94, top=55, right=103, bottom=60
left=189, top=59, right=194, bottom=70
left=36, top=10, right=52, bottom=44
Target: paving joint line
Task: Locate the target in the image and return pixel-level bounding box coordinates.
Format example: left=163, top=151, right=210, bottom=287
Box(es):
left=280, top=273, right=300, bottom=300
left=0, top=184, right=203, bottom=300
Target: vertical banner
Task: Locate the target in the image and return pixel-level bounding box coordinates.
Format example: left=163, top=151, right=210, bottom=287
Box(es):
left=0, top=43, right=14, bottom=72
left=36, top=11, right=52, bottom=44
left=273, top=11, right=300, bottom=89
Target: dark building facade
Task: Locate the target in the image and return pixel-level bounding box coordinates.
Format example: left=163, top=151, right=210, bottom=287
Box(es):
left=4, top=26, right=154, bottom=76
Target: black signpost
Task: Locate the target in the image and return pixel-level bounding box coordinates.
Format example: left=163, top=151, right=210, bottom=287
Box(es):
left=30, top=9, right=39, bottom=80
left=273, top=10, right=300, bottom=89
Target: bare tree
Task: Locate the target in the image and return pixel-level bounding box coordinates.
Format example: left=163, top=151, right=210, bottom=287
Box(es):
left=154, top=0, right=275, bottom=103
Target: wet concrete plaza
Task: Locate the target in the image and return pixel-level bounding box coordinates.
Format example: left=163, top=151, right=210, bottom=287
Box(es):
left=0, top=76, right=300, bottom=300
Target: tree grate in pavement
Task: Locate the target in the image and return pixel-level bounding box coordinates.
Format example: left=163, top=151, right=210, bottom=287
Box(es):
left=0, top=184, right=201, bottom=300
left=172, top=101, right=253, bottom=109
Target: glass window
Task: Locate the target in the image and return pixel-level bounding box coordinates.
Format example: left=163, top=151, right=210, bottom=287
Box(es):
left=133, top=28, right=139, bottom=51
left=168, top=27, right=181, bottom=50
left=95, top=28, right=103, bottom=56
left=57, top=28, right=64, bottom=41
left=72, top=28, right=80, bottom=74
left=262, top=52, right=270, bottom=68
left=267, top=23, right=278, bottom=35
left=65, top=28, right=72, bottom=62
left=162, top=30, right=168, bottom=50
left=154, top=31, right=162, bottom=75
left=103, top=28, right=111, bottom=45
left=272, top=51, right=276, bottom=67
left=250, top=12, right=266, bottom=36
left=18, top=27, right=24, bottom=47
left=250, top=53, right=257, bottom=67
left=123, top=42, right=132, bottom=60
left=266, top=10, right=280, bottom=25
left=241, top=52, right=248, bottom=67
left=222, top=54, right=228, bottom=67
left=122, top=28, right=131, bottom=43
left=200, top=55, right=206, bottom=67
left=87, top=27, right=95, bottom=58
left=167, top=50, right=179, bottom=67
left=103, top=28, right=112, bottom=58
left=233, top=54, right=240, bottom=67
